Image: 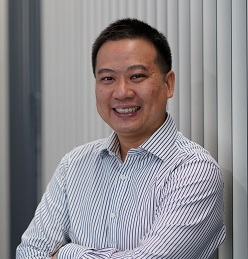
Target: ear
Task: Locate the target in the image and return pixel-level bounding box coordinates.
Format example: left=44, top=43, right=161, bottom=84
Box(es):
left=164, top=70, right=175, bottom=99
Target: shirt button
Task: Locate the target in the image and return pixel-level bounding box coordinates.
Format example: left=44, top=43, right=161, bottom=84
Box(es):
left=110, top=212, right=116, bottom=219
left=120, top=174, right=126, bottom=180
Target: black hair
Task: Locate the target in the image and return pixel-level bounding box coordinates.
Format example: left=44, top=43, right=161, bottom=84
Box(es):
left=91, top=18, right=172, bottom=77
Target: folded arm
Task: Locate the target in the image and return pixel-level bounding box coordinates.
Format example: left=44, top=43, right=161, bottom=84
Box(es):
left=17, top=158, right=225, bottom=259
left=56, top=160, right=225, bottom=259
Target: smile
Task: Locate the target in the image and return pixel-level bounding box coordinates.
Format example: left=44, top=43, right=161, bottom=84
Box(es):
left=114, top=106, right=141, bottom=114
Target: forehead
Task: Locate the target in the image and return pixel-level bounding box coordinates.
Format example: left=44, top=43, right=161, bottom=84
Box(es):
left=96, top=39, right=158, bottom=69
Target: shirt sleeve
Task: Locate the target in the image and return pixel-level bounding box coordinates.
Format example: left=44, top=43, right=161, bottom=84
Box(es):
left=58, top=159, right=225, bottom=259
left=16, top=155, right=71, bottom=259
left=17, top=156, right=226, bottom=259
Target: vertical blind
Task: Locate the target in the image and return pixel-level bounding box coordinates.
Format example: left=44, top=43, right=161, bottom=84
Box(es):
left=41, top=0, right=247, bottom=257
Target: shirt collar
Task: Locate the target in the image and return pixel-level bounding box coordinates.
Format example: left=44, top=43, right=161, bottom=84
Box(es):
left=100, top=113, right=178, bottom=160
left=100, top=131, right=120, bottom=158
left=140, top=113, right=178, bottom=160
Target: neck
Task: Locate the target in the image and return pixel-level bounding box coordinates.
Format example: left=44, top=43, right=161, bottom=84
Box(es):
left=118, top=135, right=149, bottom=161
left=117, top=113, right=168, bottom=161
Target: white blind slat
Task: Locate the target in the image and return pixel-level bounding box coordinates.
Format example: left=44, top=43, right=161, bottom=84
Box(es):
left=232, top=0, right=248, bottom=257
left=216, top=0, right=233, bottom=257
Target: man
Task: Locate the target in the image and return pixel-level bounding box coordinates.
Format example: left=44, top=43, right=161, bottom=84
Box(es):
left=17, top=18, right=226, bottom=258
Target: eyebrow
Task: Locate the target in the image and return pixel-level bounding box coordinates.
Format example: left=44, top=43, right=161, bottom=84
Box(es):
left=97, top=68, right=115, bottom=75
left=126, top=64, right=149, bottom=72
left=97, top=64, right=149, bottom=75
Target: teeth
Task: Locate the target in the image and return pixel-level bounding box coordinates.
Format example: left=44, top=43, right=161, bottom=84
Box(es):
left=115, top=107, right=140, bottom=114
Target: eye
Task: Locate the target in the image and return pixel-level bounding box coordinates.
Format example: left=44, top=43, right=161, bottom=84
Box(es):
left=131, top=74, right=144, bottom=79
left=100, top=76, right=115, bottom=84
left=130, top=74, right=147, bottom=82
left=103, top=76, right=114, bottom=81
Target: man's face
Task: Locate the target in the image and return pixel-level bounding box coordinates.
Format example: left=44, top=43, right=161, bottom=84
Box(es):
left=95, top=38, right=174, bottom=143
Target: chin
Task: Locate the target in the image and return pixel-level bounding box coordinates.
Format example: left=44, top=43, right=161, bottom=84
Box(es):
left=115, top=126, right=143, bottom=136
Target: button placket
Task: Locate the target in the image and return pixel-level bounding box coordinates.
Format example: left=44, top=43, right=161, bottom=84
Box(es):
left=107, top=158, right=133, bottom=248
left=110, top=212, right=117, bottom=219
left=119, top=174, right=127, bottom=181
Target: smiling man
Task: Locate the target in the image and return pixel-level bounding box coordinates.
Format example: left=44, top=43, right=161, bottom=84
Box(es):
left=17, top=18, right=226, bottom=259
left=95, top=38, right=174, bottom=161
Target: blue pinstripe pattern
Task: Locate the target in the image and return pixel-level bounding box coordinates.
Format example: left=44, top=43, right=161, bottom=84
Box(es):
left=16, top=114, right=226, bottom=258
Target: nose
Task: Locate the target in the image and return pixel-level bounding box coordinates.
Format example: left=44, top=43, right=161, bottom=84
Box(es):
left=112, top=79, right=135, bottom=99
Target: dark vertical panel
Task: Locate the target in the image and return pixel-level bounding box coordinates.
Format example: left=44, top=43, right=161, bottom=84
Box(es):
left=8, top=0, right=41, bottom=258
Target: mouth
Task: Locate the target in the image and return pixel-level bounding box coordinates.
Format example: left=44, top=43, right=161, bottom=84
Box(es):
left=114, top=106, right=141, bottom=114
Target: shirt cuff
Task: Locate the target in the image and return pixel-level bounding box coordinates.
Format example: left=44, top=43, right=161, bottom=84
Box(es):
left=57, top=244, right=91, bottom=259
left=57, top=244, right=118, bottom=259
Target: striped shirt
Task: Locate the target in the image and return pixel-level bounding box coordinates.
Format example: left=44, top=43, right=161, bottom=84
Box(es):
left=16, top=113, right=226, bottom=258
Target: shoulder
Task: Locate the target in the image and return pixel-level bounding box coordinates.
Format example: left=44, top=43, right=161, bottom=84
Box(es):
left=53, top=138, right=108, bottom=186
left=171, top=133, right=222, bottom=185
left=175, top=132, right=219, bottom=166
left=70, top=138, right=107, bottom=158
left=59, top=138, right=108, bottom=169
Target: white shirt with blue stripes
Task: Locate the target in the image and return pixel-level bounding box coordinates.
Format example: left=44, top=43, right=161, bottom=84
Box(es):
left=16, top=113, right=226, bottom=258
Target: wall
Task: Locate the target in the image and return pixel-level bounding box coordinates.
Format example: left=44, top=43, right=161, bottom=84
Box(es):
left=0, top=0, right=9, bottom=258
left=41, top=0, right=247, bottom=258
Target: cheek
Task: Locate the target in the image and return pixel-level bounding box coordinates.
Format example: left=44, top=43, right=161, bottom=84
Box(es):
left=149, top=81, right=167, bottom=99
left=95, top=87, right=105, bottom=103
left=95, top=90, right=104, bottom=114
left=95, top=87, right=111, bottom=113
left=145, top=84, right=167, bottom=110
